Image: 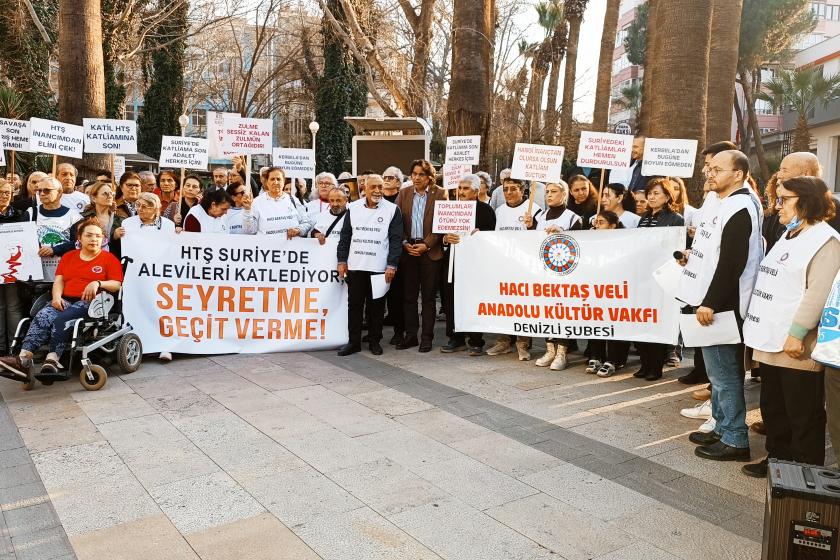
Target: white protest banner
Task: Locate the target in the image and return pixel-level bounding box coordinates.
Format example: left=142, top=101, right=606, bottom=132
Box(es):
left=641, top=138, right=698, bottom=178
left=510, top=143, right=565, bottom=183
left=442, top=163, right=472, bottom=189
left=445, top=135, right=481, bottom=165
left=121, top=231, right=348, bottom=354
left=207, top=111, right=239, bottom=159
left=0, top=138, right=4, bottom=166
left=221, top=115, right=273, bottom=155
left=273, top=148, right=316, bottom=179
left=454, top=228, right=683, bottom=344
left=0, top=119, right=31, bottom=152
left=0, top=222, right=42, bottom=282
left=159, top=136, right=209, bottom=170
left=433, top=201, right=477, bottom=234
left=577, top=131, right=633, bottom=169
left=82, top=118, right=137, bottom=154
left=29, top=118, right=84, bottom=158
left=113, top=156, right=126, bottom=184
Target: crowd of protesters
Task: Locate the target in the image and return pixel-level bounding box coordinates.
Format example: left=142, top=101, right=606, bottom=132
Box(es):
left=1, top=135, right=839, bottom=478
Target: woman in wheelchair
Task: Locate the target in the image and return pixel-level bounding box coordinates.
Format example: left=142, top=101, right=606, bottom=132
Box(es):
left=0, top=219, right=123, bottom=382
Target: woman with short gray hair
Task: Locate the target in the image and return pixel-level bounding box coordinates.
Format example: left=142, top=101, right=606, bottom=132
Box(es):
left=475, top=171, right=492, bottom=203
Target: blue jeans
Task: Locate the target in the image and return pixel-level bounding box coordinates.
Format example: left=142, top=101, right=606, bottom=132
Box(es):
left=702, top=343, right=749, bottom=448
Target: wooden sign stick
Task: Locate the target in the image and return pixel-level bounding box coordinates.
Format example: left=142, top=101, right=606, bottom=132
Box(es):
left=596, top=168, right=605, bottom=214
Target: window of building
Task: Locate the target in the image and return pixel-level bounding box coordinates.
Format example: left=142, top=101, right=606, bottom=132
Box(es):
left=795, top=32, right=826, bottom=49
left=811, top=2, right=840, bottom=19
left=612, top=53, right=630, bottom=74
left=755, top=99, right=776, bottom=115
left=615, top=26, right=629, bottom=48
left=124, top=104, right=137, bottom=121
left=190, top=112, right=207, bottom=128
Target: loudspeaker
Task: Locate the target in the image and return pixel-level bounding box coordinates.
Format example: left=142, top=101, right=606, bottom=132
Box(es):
left=763, top=459, right=840, bottom=559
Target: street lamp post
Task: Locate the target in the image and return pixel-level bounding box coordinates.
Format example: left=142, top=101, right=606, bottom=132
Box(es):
left=309, top=121, right=319, bottom=152
left=177, top=114, right=189, bottom=200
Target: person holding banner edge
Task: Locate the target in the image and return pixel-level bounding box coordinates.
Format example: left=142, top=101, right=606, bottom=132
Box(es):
left=336, top=174, right=404, bottom=356
left=0, top=180, right=27, bottom=357
left=242, top=167, right=312, bottom=238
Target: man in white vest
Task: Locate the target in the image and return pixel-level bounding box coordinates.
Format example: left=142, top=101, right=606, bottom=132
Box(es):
left=677, top=149, right=763, bottom=462
left=241, top=167, right=311, bottom=237
left=311, top=188, right=348, bottom=244
left=336, top=174, right=404, bottom=356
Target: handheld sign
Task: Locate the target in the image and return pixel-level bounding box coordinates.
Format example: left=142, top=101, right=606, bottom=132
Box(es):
left=272, top=148, right=316, bottom=179
left=207, top=111, right=239, bottom=159
left=159, top=136, right=209, bottom=170
left=433, top=200, right=477, bottom=234
left=29, top=118, right=84, bottom=159
left=510, top=143, right=565, bottom=183
left=82, top=119, right=137, bottom=154
left=0, top=119, right=31, bottom=152
left=221, top=115, right=273, bottom=155
left=445, top=135, right=481, bottom=165
left=577, top=131, right=633, bottom=169
left=442, top=163, right=472, bottom=190
left=0, top=137, right=5, bottom=166
left=641, top=138, right=698, bottom=178
left=113, top=156, right=126, bottom=184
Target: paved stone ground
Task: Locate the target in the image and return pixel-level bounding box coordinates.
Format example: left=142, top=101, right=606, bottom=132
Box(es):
left=1, top=334, right=836, bottom=560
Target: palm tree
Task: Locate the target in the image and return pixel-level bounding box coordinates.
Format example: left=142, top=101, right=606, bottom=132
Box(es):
left=613, top=82, right=642, bottom=129
left=706, top=0, right=743, bottom=144
left=558, top=0, right=588, bottom=141
left=759, top=66, right=840, bottom=152
left=521, top=2, right=561, bottom=142
left=539, top=0, right=566, bottom=144
left=592, top=0, right=621, bottom=131
left=0, top=85, right=26, bottom=120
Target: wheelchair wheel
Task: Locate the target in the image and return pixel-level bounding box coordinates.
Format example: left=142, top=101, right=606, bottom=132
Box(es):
left=80, top=364, right=107, bottom=391
left=116, top=333, right=142, bottom=373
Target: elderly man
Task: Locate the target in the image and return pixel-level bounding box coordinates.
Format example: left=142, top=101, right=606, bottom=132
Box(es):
left=311, top=187, right=348, bottom=244
left=337, top=174, right=403, bottom=356
left=308, top=172, right=338, bottom=216
left=4, top=173, right=21, bottom=195
left=382, top=166, right=404, bottom=202
left=56, top=163, right=89, bottom=213
left=395, top=159, right=446, bottom=352
left=211, top=167, right=229, bottom=190
left=139, top=171, right=156, bottom=193
left=440, top=174, right=496, bottom=354
left=33, top=177, right=81, bottom=258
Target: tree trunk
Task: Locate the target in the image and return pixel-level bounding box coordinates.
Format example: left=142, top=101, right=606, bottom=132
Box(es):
left=447, top=0, right=495, bottom=169
left=793, top=113, right=812, bottom=152
left=637, top=0, right=661, bottom=135
left=592, top=0, right=621, bottom=131
left=734, top=90, right=751, bottom=151
left=408, top=0, right=436, bottom=116
left=58, top=0, right=107, bottom=174
left=705, top=0, right=742, bottom=145
left=544, top=52, right=562, bottom=143
left=643, top=0, right=712, bottom=203
left=559, top=14, right=582, bottom=141
left=522, top=43, right=550, bottom=142
left=738, top=65, right=770, bottom=181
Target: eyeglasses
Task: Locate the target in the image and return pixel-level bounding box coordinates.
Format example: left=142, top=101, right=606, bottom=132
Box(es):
left=0, top=191, right=12, bottom=197
left=502, top=187, right=521, bottom=193
left=99, top=191, right=115, bottom=198
left=775, top=195, right=798, bottom=206
left=124, top=183, right=141, bottom=189
left=383, top=176, right=396, bottom=181
left=234, top=190, right=246, bottom=196
left=706, top=167, right=735, bottom=177
left=317, top=181, right=333, bottom=187
left=37, top=188, right=58, bottom=194
left=367, top=184, right=384, bottom=191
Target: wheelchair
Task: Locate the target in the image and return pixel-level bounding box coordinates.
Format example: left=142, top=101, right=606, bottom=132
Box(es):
left=0, top=257, right=142, bottom=391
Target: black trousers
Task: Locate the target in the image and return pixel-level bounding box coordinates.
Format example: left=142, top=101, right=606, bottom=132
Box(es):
left=759, top=363, right=826, bottom=466
left=401, top=253, right=441, bottom=343
left=587, top=339, right=630, bottom=366
left=637, top=342, right=668, bottom=375
left=347, top=270, right=386, bottom=346
left=385, top=268, right=405, bottom=337
left=443, top=260, right=484, bottom=348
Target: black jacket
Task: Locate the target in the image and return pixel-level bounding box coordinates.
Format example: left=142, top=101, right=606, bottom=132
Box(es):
left=638, top=207, right=685, bottom=228
left=0, top=205, right=27, bottom=224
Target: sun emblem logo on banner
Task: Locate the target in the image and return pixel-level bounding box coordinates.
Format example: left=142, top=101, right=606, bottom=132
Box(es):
left=540, top=234, right=580, bottom=276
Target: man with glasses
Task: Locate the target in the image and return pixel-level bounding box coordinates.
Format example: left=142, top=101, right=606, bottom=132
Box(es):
left=138, top=171, right=157, bottom=193
left=382, top=166, right=404, bottom=202
left=307, top=173, right=339, bottom=217
left=677, top=149, right=763, bottom=462
left=56, top=163, right=89, bottom=213
left=336, top=174, right=403, bottom=356
left=394, top=159, right=445, bottom=352
left=33, top=177, right=82, bottom=258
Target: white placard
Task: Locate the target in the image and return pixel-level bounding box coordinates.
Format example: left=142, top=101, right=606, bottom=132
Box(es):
left=510, top=143, right=565, bottom=183
left=0, top=119, right=31, bottom=152
left=113, top=156, right=126, bottom=184
left=641, top=138, right=698, bottom=178
left=207, top=111, right=239, bottom=159
left=679, top=311, right=742, bottom=347
left=454, top=228, right=683, bottom=344
left=0, top=137, right=4, bottom=166
left=29, top=118, right=84, bottom=158
left=159, top=136, right=209, bottom=170
left=221, top=115, right=273, bottom=155
left=272, top=148, right=316, bottom=179
left=577, top=131, right=633, bottom=169
left=0, top=222, right=43, bottom=281
left=442, top=163, right=472, bottom=189
left=433, top=200, right=477, bottom=234
left=82, top=118, right=137, bottom=154
left=445, top=135, right=481, bottom=165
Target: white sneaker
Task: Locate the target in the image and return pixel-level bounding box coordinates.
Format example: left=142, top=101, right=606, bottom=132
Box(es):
left=698, top=417, right=716, bottom=433
left=535, top=342, right=556, bottom=367
left=159, top=351, right=173, bottom=362
left=680, top=399, right=712, bottom=420
left=596, top=361, right=616, bottom=378
left=585, top=359, right=602, bottom=374
left=485, top=342, right=512, bottom=356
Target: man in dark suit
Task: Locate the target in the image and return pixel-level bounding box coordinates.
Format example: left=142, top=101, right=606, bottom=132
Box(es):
left=394, top=159, right=446, bottom=352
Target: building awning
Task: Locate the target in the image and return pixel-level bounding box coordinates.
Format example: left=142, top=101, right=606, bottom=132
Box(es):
left=344, top=117, right=431, bottom=136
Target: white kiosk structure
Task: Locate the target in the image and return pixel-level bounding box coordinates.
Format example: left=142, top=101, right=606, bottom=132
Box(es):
left=345, top=117, right=431, bottom=177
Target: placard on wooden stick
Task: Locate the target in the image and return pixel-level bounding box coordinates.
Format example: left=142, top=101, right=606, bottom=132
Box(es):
left=159, top=136, right=209, bottom=170
left=510, top=143, right=564, bottom=183
left=0, top=119, right=31, bottom=152
left=221, top=115, right=273, bottom=155
left=576, top=131, right=633, bottom=169
left=445, top=136, right=481, bottom=165
left=82, top=119, right=137, bottom=154
left=433, top=201, right=477, bottom=234
left=641, top=138, right=698, bottom=178
left=29, top=118, right=84, bottom=159
left=272, top=148, right=316, bottom=179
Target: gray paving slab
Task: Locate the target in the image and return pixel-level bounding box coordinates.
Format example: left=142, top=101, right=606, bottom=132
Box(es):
left=353, top=426, right=462, bottom=469
left=281, top=427, right=385, bottom=473
left=11, top=525, right=76, bottom=560
left=74, top=393, right=155, bottom=425
left=348, top=388, right=435, bottom=416
left=295, top=506, right=443, bottom=560
left=592, top=541, right=681, bottom=560
left=449, top=432, right=563, bottom=478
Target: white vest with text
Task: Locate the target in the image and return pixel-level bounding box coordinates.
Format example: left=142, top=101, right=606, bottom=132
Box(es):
left=347, top=199, right=397, bottom=273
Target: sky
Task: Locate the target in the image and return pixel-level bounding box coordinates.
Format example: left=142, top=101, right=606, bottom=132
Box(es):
left=516, top=0, right=609, bottom=122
